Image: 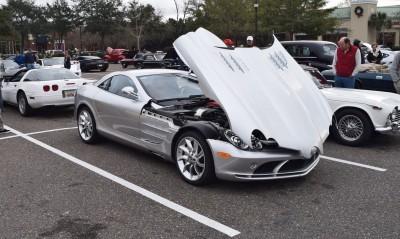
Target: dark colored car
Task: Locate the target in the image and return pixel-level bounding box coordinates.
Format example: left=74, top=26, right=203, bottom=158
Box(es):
left=134, top=53, right=171, bottom=69
left=281, top=40, right=337, bottom=71
left=120, top=53, right=145, bottom=68
left=163, top=47, right=190, bottom=71
left=122, top=53, right=171, bottom=69
left=321, top=68, right=395, bottom=93
left=77, top=56, right=109, bottom=72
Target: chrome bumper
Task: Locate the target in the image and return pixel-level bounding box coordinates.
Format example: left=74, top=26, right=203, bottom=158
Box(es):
left=375, top=122, right=400, bottom=133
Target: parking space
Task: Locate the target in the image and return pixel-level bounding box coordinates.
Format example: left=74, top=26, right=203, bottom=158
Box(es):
left=1, top=64, right=399, bottom=238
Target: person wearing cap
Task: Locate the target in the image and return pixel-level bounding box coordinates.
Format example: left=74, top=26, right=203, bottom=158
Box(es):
left=353, top=39, right=365, bottom=64
left=332, top=37, right=361, bottom=88
left=223, top=39, right=234, bottom=48
left=246, top=36, right=254, bottom=47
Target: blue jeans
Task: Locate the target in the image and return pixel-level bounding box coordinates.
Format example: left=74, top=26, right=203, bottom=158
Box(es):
left=334, top=76, right=355, bottom=88
left=27, top=63, right=35, bottom=69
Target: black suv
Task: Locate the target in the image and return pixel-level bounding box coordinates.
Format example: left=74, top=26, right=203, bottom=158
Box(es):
left=281, top=40, right=337, bottom=71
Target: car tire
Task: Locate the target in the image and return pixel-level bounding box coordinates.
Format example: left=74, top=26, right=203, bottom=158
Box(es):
left=175, top=131, right=216, bottom=186
left=136, top=63, right=143, bottom=69
left=122, top=63, right=127, bottom=68
left=100, top=68, right=107, bottom=72
left=81, top=65, right=88, bottom=72
left=331, top=109, right=373, bottom=146
left=160, top=64, right=166, bottom=69
left=77, top=106, right=100, bottom=144
left=17, top=92, right=32, bottom=117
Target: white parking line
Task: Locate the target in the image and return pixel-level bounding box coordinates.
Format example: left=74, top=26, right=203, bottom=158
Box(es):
left=3, top=125, right=240, bottom=237
left=0, top=127, right=78, bottom=141
left=321, top=155, right=387, bottom=172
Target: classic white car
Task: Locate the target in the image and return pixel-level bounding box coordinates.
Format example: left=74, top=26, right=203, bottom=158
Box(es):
left=305, top=68, right=400, bottom=146
left=1, top=68, right=96, bottom=116
left=37, top=57, right=82, bottom=76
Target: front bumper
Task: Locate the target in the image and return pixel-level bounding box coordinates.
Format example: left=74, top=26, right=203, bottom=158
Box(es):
left=207, top=139, right=320, bottom=181
left=375, top=122, right=400, bottom=133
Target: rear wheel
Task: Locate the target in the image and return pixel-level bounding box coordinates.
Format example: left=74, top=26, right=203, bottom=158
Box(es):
left=332, top=109, right=373, bottom=146
left=160, top=64, right=166, bottom=69
left=122, top=63, right=127, bottom=68
left=77, top=107, right=100, bottom=144
left=136, top=63, right=143, bottom=69
left=175, top=131, right=216, bottom=185
left=17, top=92, right=32, bottom=117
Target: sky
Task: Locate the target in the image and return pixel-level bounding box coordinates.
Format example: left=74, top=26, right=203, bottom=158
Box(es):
left=0, top=0, right=399, bottom=19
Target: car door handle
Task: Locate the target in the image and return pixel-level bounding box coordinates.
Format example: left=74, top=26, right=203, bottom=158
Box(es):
left=376, top=76, right=383, bottom=80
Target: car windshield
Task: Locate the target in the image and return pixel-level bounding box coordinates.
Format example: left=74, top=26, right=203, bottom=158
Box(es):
left=3, top=60, right=19, bottom=68
left=137, top=73, right=203, bottom=101
left=43, top=58, right=64, bottom=66
left=26, top=68, right=80, bottom=81
left=322, top=44, right=337, bottom=54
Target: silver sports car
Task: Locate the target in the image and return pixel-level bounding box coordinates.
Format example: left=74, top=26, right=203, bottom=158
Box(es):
left=74, top=29, right=332, bottom=185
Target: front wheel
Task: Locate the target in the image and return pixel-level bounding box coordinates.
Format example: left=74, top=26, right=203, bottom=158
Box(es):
left=136, top=63, right=143, bottom=69
left=78, top=107, right=100, bottom=144
left=100, top=68, right=107, bottom=72
left=17, top=92, right=32, bottom=117
left=331, top=109, right=373, bottom=146
left=122, top=63, right=127, bottom=68
left=175, top=131, right=216, bottom=185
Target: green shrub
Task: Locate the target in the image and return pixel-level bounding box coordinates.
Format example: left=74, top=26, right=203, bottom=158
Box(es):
left=53, top=53, right=65, bottom=57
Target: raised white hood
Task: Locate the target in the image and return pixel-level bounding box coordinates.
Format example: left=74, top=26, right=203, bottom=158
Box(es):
left=173, top=28, right=332, bottom=157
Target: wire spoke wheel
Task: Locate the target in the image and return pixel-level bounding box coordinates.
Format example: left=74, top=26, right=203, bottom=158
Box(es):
left=338, top=115, right=364, bottom=141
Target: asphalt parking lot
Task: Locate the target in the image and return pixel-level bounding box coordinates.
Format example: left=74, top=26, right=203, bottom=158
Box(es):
left=1, top=63, right=400, bottom=238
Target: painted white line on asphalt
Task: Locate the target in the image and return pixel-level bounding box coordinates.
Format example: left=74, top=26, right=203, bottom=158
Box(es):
left=0, top=127, right=78, bottom=141
left=321, top=155, right=387, bottom=172
left=4, top=125, right=240, bottom=237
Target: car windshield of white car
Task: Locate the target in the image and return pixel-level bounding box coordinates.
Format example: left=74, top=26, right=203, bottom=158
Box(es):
left=43, top=58, right=64, bottom=66
left=25, top=69, right=80, bottom=81
left=137, top=73, right=204, bottom=102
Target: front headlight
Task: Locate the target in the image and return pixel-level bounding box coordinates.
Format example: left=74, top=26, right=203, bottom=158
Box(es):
left=224, top=129, right=249, bottom=150
left=391, top=107, right=398, bottom=120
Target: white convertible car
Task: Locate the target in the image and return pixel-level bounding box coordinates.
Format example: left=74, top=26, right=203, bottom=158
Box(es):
left=1, top=68, right=96, bottom=116
left=37, top=57, right=82, bottom=76
left=304, top=66, right=400, bottom=146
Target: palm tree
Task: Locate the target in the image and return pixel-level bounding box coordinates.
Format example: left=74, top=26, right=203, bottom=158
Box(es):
left=368, top=12, right=392, bottom=44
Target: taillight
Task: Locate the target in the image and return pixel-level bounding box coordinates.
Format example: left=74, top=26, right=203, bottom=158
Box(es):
left=52, top=85, right=59, bottom=91
left=43, top=85, right=50, bottom=92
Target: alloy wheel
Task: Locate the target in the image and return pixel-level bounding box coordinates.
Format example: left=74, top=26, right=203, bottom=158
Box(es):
left=176, top=136, right=205, bottom=181
left=78, top=110, right=94, bottom=141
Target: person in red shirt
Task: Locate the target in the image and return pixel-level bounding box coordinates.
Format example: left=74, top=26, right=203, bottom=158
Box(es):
left=332, top=37, right=361, bottom=88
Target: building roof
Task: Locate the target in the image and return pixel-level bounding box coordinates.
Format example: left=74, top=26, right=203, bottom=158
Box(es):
left=331, top=6, right=400, bottom=19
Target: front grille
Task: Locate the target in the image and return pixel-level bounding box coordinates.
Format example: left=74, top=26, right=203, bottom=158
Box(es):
left=394, top=111, right=400, bottom=122
left=240, top=151, right=320, bottom=179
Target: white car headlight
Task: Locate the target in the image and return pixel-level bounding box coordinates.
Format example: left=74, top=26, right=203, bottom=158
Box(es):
left=224, top=129, right=249, bottom=150
left=391, top=107, right=398, bottom=120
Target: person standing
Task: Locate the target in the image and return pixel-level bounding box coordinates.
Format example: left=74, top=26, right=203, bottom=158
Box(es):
left=14, top=51, right=25, bottom=66
left=367, top=43, right=383, bottom=64
left=64, top=49, right=71, bottom=69
left=245, top=36, right=254, bottom=47
left=0, top=57, right=10, bottom=134
left=332, top=37, right=361, bottom=88
left=25, top=49, right=36, bottom=69
left=390, top=51, right=400, bottom=94
left=223, top=39, right=234, bottom=48
left=353, top=39, right=365, bottom=64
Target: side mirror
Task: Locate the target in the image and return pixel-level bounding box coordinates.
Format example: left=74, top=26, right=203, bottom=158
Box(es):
left=122, top=86, right=139, bottom=100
